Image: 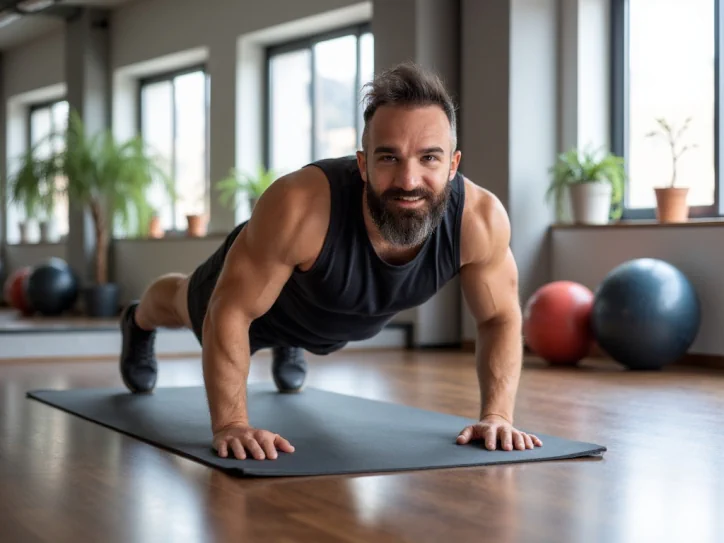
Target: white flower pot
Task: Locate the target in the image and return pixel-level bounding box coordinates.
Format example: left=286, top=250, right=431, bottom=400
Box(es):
left=569, top=182, right=612, bottom=224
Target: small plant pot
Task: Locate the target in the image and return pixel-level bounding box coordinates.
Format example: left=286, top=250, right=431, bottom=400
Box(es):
left=569, top=182, right=612, bottom=225
left=148, top=216, right=164, bottom=238
left=84, top=283, right=120, bottom=317
left=186, top=214, right=207, bottom=237
left=38, top=221, right=51, bottom=243
left=18, top=221, right=29, bottom=244
left=654, top=187, right=689, bottom=223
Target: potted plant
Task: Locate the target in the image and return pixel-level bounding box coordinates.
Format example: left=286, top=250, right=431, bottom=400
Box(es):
left=546, top=146, right=625, bottom=225
left=148, top=208, right=164, bottom=238
left=216, top=165, right=277, bottom=212
left=7, top=143, right=58, bottom=243
left=645, top=116, right=696, bottom=223
left=47, top=110, right=171, bottom=316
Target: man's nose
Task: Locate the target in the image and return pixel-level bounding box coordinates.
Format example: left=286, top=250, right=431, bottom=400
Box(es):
left=395, top=160, right=419, bottom=191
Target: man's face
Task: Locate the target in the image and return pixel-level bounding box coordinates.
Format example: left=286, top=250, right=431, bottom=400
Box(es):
left=357, top=104, right=461, bottom=247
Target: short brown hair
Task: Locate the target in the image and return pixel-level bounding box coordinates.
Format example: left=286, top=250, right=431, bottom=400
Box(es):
left=360, top=62, right=458, bottom=152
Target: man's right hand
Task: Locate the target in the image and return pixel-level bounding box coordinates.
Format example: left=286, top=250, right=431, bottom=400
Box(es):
left=212, top=423, right=295, bottom=460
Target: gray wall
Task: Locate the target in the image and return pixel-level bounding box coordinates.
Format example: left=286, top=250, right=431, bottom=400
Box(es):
left=552, top=226, right=719, bottom=355
left=460, top=0, right=558, bottom=340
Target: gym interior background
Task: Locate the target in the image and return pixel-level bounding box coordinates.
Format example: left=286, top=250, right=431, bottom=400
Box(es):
left=0, top=0, right=721, bottom=541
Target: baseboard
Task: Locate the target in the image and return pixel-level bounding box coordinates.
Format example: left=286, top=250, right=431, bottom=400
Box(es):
left=0, top=320, right=411, bottom=360
left=416, top=342, right=462, bottom=350
left=461, top=341, right=724, bottom=370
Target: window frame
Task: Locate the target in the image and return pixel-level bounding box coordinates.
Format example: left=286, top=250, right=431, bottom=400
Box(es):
left=263, top=22, right=372, bottom=170
left=611, top=0, right=724, bottom=219
left=137, top=63, right=210, bottom=231
left=27, top=98, right=67, bottom=152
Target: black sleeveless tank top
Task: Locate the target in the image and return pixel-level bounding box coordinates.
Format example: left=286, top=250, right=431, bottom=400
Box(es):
left=247, top=156, right=465, bottom=354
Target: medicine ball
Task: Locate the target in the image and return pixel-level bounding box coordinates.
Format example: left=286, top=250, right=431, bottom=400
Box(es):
left=591, top=258, right=700, bottom=370
left=25, top=258, right=79, bottom=316
left=523, top=280, right=595, bottom=364
left=3, top=266, right=33, bottom=315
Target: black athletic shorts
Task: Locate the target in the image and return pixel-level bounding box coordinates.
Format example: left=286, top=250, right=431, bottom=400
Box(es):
left=186, top=221, right=246, bottom=346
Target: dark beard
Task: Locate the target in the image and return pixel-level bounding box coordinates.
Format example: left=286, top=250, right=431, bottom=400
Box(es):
left=365, top=169, right=453, bottom=247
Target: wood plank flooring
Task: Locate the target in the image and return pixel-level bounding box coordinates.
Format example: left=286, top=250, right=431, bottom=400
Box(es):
left=0, top=350, right=722, bottom=542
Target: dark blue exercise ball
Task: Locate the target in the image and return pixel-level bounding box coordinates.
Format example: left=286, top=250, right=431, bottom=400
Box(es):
left=591, top=258, right=700, bottom=370
left=25, top=257, right=79, bottom=316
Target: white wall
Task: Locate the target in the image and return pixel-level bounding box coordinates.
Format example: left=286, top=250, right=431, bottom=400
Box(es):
left=552, top=225, right=721, bottom=355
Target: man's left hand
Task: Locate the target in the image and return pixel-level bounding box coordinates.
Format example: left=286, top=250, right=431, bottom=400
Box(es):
left=456, top=415, right=543, bottom=451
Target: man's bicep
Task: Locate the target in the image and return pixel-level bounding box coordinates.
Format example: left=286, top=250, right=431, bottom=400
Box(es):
left=461, top=247, right=520, bottom=328
left=211, top=228, right=295, bottom=322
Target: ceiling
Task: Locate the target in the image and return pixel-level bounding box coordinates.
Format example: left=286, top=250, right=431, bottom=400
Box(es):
left=0, top=0, right=134, bottom=51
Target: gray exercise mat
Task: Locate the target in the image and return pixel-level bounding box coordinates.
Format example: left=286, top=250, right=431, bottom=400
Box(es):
left=27, top=384, right=606, bottom=476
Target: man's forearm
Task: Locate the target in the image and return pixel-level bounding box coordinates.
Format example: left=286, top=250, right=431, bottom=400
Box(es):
left=475, top=316, right=523, bottom=422
left=202, top=300, right=252, bottom=434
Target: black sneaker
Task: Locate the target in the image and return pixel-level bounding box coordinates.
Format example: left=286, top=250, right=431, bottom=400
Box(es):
left=272, top=346, right=307, bottom=393
left=119, top=302, right=158, bottom=393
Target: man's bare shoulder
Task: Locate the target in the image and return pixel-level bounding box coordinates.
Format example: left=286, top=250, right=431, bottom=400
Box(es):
left=459, top=177, right=511, bottom=267
left=236, top=164, right=331, bottom=269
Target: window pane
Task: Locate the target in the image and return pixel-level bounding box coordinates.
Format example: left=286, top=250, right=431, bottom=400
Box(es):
left=269, top=49, right=312, bottom=174
left=140, top=79, right=174, bottom=231
left=51, top=100, right=68, bottom=153
left=626, top=0, right=714, bottom=208
left=358, top=32, right=374, bottom=148
left=314, top=34, right=357, bottom=159
left=50, top=100, right=69, bottom=241
left=174, top=70, right=208, bottom=228
left=30, top=106, right=52, bottom=158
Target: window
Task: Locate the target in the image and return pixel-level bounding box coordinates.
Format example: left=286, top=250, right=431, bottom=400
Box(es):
left=266, top=24, right=374, bottom=175
left=6, top=99, right=69, bottom=244
left=138, top=66, right=209, bottom=233
left=612, top=0, right=720, bottom=218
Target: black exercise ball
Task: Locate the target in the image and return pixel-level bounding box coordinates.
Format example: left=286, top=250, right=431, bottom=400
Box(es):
left=25, top=258, right=79, bottom=316
left=591, top=258, right=700, bottom=370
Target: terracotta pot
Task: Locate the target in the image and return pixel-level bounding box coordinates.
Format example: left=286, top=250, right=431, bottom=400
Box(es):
left=186, top=214, right=207, bottom=237
left=654, top=187, right=689, bottom=223
left=148, top=216, right=164, bottom=238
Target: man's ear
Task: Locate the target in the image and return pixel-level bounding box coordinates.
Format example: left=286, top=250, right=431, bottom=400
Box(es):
left=449, top=149, right=462, bottom=180
left=356, top=150, right=368, bottom=182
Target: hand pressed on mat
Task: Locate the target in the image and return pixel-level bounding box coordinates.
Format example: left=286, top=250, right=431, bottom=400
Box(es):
left=456, top=414, right=543, bottom=451
left=213, top=423, right=295, bottom=460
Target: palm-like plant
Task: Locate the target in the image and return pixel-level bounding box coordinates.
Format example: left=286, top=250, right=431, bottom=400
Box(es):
left=216, top=165, right=277, bottom=210
left=546, top=146, right=626, bottom=221
left=50, top=110, right=172, bottom=285
left=7, top=143, right=58, bottom=226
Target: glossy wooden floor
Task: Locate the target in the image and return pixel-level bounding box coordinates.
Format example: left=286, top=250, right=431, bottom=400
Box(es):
left=1, top=349, right=723, bottom=542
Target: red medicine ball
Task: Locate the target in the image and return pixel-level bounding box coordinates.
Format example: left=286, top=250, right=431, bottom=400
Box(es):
left=3, top=266, right=33, bottom=316
left=523, top=280, right=594, bottom=365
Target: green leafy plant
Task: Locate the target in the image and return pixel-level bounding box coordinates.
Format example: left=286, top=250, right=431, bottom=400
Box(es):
left=47, top=110, right=172, bottom=284
left=546, top=146, right=626, bottom=221
left=216, top=165, right=277, bottom=210
left=7, top=143, right=59, bottom=224
left=645, top=116, right=697, bottom=188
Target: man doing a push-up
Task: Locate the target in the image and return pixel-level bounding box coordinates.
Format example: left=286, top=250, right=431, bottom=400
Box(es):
left=118, top=62, right=543, bottom=461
